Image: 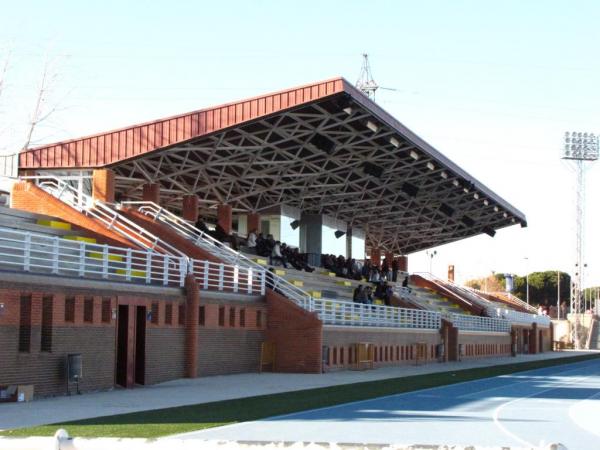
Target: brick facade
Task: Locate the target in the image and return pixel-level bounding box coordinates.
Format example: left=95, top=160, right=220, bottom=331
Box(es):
left=458, top=332, right=512, bottom=359
left=265, top=290, right=322, bottom=373
left=323, top=327, right=442, bottom=370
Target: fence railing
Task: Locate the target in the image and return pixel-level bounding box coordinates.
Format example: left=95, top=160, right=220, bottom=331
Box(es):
left=123, top=201, right=312, bottom=306
left=0, top=153, right=18, bottom=178
left=0, top=227, right=270, bottom=296
left=487, top=290, right=538, bottom=314
left=447, top=312, right=511, bottom=333
left=22, top=176, right=185, bottom=258
left=0, top=226, right=188, bottom=286
left=309, top=298, right=441, bottom=330
left=488, top=307, right=551, bottom=327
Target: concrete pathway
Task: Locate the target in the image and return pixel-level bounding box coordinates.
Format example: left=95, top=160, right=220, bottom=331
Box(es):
left=0, top=350, right=595, bottom=431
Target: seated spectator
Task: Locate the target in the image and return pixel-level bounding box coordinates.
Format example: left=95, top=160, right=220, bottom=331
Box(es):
left=401, top=275, right=412, bottom=293
left=195, top=217, right=210, bottom=235
left=270, top=240, right=288, bottom=268
left=365, top=286, right=374, bottom=304
left=353, top=284, right=363, bottom=302
left=369, top=267, right=381, bottom=283
left=213, top=224, right=228, bottom=243
left=256, top=233, right=270, bottom=257
left=287, top=247, right=314, bottom=272
left=391, top=258, right=399, bottom=282
left=247, top=228, right=258, bottom=248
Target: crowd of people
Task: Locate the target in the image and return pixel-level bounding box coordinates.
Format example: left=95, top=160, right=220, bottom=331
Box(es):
left=246, top=229, right=314, bottom=272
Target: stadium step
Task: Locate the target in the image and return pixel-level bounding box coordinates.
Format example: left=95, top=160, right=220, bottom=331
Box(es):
left=87, top=252, right=124, bottom=262
left=64, top=235, right=97, bottom=244
left=36, top=219, right=72, bottom=230
left=290, top=280, right=304, bottom=287
left=309, top=290, right=322, bottom=298
left=320, top=270, right=336, bottom=277
left=252, top=257, right=268, bottom=266
left=115, top=268, right=146, bottom=278
left=273, top=269, right=286, bottom=276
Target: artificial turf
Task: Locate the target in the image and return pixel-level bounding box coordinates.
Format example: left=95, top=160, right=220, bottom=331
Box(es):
left=3, top=353, right=599, bottom=439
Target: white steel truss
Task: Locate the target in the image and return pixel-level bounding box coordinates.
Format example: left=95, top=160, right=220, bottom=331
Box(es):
left=110, top=95, right=524, bottom=254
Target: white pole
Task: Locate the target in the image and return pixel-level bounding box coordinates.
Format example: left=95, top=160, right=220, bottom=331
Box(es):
left=557, top=270, right=561, bottom=320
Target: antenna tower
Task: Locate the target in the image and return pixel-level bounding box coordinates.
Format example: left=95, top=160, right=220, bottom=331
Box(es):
left=356, top=54, right=379, bottom=101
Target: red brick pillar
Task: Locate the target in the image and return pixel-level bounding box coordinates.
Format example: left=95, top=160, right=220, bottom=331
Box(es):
left=398, top=255, right=408, bottom=272
left=142, top=183, right=160, bottom=204
left=447, top=323, right=459, bottom=361
left=384, top=252, right=394, bottom=264
left=182, top=194, right=199, bottom=222
left=184, top=274, right=199, bottom=378
left=247, top=213, right=261, bottom=233
left=92, top=169, right=115, bottom=203
left=370, top=248, right=381, bottom=267
left=530, top=322, right=538, bottom=354
left=448, top=265, right=455, bottom=282
left=217, top=204, right=232, bottom=234
left=511, top=327, right=518, bottom=356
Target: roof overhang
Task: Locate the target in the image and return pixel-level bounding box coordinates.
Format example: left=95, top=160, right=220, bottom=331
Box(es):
left=18, top=77, right=526, bottom=254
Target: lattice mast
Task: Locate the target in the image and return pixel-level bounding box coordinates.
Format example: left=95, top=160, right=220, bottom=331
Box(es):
left=356, top=53, right=379, bottom=100
left=562, top=131, right=598, bottom=348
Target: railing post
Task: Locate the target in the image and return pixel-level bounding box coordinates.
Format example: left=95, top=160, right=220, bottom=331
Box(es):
left=260, top=270, right=266, bottom=295
left=126, top=248, right=132, bottom=281
left=78, top=241, right=85, bottom=277
left=218, top=263, right=224, bottom=291
left=203, top=260, right=209, bottom=290
left=23, top=233, right=31, bottom=272
left=179, top=257, right=188, bottom=287
left=247, top=268, right=253, bottom=295
left=163, top=255, right=169, bottom=285
left=52, top=237, right=59, bottom=274
left=233, top=265, right=239, bottom=293
left=145, top=252, right=152, bottom=284
left=102, top=245, right=109, bottom=279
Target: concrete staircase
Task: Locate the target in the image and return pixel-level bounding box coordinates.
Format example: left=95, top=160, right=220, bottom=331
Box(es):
left=408, top=284, right=470, bottom=314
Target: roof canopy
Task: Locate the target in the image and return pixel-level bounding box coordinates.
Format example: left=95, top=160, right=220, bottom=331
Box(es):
left=19, top=77, right=526, bottom=254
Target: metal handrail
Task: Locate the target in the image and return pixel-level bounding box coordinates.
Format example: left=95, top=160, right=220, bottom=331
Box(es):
left=446, top=312, right=511, bottom=333
left=122, top=201, right=312, bottom=307
left=311, top=298, right=441, bottom=330
left=486, top=290, right=538, bottom=314
left=488, top=307, right=551, bottom=327
left=21, top=176, right=186, bottom=258
left=0, top=226, right=187, bottom=286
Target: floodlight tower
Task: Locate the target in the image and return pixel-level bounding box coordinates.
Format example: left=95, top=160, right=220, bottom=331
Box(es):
left=562, top=131, right=599, bottom=348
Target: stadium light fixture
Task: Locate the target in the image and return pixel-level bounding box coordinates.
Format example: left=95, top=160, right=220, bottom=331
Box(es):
left=503, top=212, right=508, bottom=218
left=389, top=137, right=400, bottom=148
left=473, top=193, right=479, bottom=200
left=290, top=219, right=300, bottom=230
left=494, top=206, right=499, bottom=212
left=409, top=150, right=419, bottom=160
left=426, top=162, right=435, bottom=171
left=440, top=171, right=448, bottom=179
left=452, top=179, right=459, bottom=187
left=343, top=107, right=353, bottom=115
left=563, top=131, right=599, bottom=161
left=334, top=230, right=346, bottom=239
left=366, top=121, right=379, bottom=133
left=483, top=199, right=489, bottom=206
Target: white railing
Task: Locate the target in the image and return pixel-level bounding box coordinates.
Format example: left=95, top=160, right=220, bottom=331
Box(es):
left=487, top=290, right=538, bottom=314
left=310, top=298, right=441, bottom=329
left=122, top=201, right=312, bottom=306
left=0, top=153, right=18, bottom=178
left=0, top=227, right=270, bottom=296
left=0, top=227, right=187, bottom=286
left=447, top=312, right=511, bottom=333
left=189, top=258, right=265, bottom=295
left=22, top=176, right=185, bottom=258
left=488, top=307, right=551, bottom=327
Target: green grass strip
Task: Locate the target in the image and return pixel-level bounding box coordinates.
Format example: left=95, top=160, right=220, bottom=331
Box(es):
left=3, top=353, right=600, bottom=439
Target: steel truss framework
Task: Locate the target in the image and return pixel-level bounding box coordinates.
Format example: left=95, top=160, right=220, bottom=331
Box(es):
left=110, top=93, right=525, bottom=254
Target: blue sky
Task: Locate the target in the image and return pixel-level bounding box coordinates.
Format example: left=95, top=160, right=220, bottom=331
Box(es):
left=2, top=0, right=600, bottom=287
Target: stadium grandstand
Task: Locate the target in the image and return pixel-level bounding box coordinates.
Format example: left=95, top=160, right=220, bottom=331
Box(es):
left=0, top=77, right=552, bottom=397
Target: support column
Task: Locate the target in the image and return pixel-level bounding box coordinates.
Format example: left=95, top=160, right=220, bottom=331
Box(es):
left=398, top=255, right=408, bottom=272
left=217, top=204, right=232, bottom=234
left=530, top=323, right=538, bottom=354
left=182, top=194, right=199, bottom=222
left=511, top=327, right=518, bottom=356
left=142, top=183, right=160, bottom=204
left=247, top=212, right=261, bottom=233
left=184, top=274, right=199, bottom=378
left=92, top=169, right=115, bottom=203
left=448, top=265, right=455, bottom=282
left=384, top=251, right=394, bottom=264
left=370, top=248, right=381, bottom=267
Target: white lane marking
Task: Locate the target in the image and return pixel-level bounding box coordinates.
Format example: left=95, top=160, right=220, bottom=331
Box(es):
left=458, top=360, right=600, bottom=398
left=568, top=390, right=600, bottom=438
left=492, top=371, right=599, bottom=448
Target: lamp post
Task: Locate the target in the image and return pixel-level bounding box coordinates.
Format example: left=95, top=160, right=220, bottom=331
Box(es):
left=524, top=257, right=529, bottom=306
left=557, top=270, right=561, bottom=320
left=426, top=250, right=437, bottom=274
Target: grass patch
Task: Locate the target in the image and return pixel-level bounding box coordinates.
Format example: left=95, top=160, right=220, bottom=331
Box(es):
left=3, top=353, right=600, bottom=439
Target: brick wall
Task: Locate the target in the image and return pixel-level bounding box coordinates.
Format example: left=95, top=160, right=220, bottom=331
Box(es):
left=458, top=332, right=512, bottom=359
left=145, top=327, right=186, bottom=384
left=323, top=327, right=441, bottom=370
left=10, top=181, right=135, bottom=248
left=265, top=290, right=322, bottom=373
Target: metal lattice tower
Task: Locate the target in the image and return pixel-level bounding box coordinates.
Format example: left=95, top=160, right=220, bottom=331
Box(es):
left=356, top=54, right=379, bottom=101
left=562, top=131, right=598, bottom=348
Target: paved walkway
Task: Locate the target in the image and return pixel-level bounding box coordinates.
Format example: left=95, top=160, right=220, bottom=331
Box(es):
left=0, top=350, right=595, bottom=431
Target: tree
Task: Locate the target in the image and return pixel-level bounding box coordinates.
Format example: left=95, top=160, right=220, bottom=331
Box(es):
left=510, top=271, right=570, bottom=306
